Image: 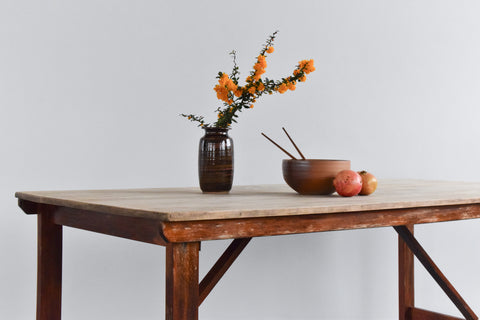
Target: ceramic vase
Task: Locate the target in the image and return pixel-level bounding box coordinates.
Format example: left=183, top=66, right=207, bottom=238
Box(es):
left=198, top=127, right=234, bottom=193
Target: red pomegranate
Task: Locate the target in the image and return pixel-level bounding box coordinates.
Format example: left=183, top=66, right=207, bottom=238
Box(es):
left=333, top=170, right=363, bottom=197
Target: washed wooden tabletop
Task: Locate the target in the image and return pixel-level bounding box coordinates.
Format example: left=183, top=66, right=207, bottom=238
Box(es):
left=15, top=180, right=480, bottom=221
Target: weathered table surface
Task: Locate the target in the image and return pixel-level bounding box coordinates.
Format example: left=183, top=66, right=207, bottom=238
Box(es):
left=15, top=180, right=480, bottom=320
left=15, top=179, right=480, bottom=221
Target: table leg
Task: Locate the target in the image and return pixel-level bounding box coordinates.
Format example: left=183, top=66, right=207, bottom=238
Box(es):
left=37, top=210, right=63, bottom=320
left=399, top=224, right=414, bottom=320
left=395, top=225, right=478, bottom=320
left=166, top=242, right=200, bottom=320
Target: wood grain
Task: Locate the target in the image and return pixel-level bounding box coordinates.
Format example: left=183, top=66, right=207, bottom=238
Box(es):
left=166, top=242, right=200, bottom=320
left=160, top=204, right=480, bottom=242
left=395, top=226, right=478, bottom=320
left=15, top=180, right=480, bottom=320
left=399, top=225, right=414, bottom=320
left=52, top=204, right=167, bottom=246
left=410, top=307, right=465, bottom=320
left=15, top=180, right=480, bottom=222
left=37, top=208, right=62, bottom=320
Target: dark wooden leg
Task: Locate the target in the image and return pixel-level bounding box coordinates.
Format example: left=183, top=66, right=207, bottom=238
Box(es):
left=399, top=224, right=414, bottom=320
left=37, top=210, right=62, bottom=320
left=395, top=225, right=478, bottom=320
left=166, top=242, right=200, bottom=320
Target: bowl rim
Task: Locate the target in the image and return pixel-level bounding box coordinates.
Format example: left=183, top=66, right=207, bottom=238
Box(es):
left=282, top=159, right=350, bottom=162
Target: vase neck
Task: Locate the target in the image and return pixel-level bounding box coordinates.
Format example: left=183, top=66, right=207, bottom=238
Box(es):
left=203, top=127, right=230, bottom=135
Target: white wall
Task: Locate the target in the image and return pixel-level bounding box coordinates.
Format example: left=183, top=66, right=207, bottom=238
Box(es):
left=2, top=0, right=480, bottom=319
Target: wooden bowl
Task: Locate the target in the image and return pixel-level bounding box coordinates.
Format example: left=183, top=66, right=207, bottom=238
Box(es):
left=282, top=159, right=351, bottom=195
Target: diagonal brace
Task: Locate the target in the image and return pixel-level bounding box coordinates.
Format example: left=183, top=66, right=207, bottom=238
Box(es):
left=409, top=307, right=466, bottom=320
left=199, top=238, right=251, bottom=305
left=394, top=225, right=478, bottom=320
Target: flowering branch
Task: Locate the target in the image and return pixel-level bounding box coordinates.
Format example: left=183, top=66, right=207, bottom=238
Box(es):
left=181, top=31, right=315, bottom=128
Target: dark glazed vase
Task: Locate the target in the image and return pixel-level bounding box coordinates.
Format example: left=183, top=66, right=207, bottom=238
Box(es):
left=198, top=127, right=234, bottom=193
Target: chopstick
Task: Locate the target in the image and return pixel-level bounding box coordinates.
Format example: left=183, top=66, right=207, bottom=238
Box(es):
left=282, top=127, right=306, bottom=160
left=261, top=132, right=297, bottom=160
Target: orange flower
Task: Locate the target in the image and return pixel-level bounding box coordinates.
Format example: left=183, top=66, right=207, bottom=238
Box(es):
left=305, top=61, right=315, bottom=74
left=299, top=59, right=315, bottom=74
left=234, top=88, right=243, bottom=97
left=214, top=84, right=229, bottom=102
left=226, top=78, right=237, bottom=91
left=186, top=32, right=315, bottom=129
left=252, top=55, right=267, bottom=81
left=250, top=104, right=254, bottom=108
left=253, top=68, right=265, bottom=81
left=257, top=55, right=267, bottom=68
left=277, top=83, right=288, bottom=94
left=218, top=73, right=229, bottom=86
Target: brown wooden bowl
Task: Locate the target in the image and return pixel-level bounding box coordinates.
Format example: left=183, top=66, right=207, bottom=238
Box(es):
left=282, top=159, right=351, bottom=195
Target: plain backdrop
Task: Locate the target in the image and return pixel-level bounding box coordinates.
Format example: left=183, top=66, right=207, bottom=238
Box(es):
left=2, top=0, right=480, bottom=319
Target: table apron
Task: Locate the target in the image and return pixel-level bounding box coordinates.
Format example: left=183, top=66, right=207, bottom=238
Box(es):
left=18, top=200, right=168, bottom=246
left=161, top=204, right=480, bottom=242
left=19, top=200, right=480, bottom=244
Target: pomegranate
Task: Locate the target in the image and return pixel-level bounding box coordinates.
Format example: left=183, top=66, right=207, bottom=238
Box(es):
left=333, top=170, right=363, bottom=197
left=358, top=171, right=378, bottom=195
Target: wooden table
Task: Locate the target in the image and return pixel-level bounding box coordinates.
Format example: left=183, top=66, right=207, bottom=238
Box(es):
left=15, top=180, right=480, bottom=320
